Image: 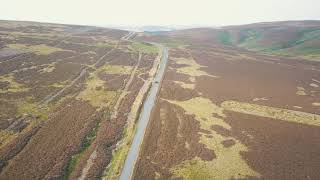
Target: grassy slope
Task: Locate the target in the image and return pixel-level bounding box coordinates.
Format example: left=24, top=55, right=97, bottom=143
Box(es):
left=217, top=21, right=320, bottom=60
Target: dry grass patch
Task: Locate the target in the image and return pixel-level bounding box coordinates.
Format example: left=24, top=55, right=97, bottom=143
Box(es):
left=0, top=97, right=49, bottom=149
left=39, top=63, right=56, bottom=74
left=312, top=79, right=320, bottom=84
left=131, top=42, right=158, bottom=54
left=173, top=57, right=219, bottom=78
left=99, top=64, right=132, bottom=75
left=0, top=119, right=40, bottom=149
left=7, top=44, right=64, bottom=55
left=77, top=74, right=118, bottom=108
left=293, top=106, right=303, bottom=109
left=96, top=40, right=118, bottom=48
left=50, top=80, right=68, bottom=88
left=310, top=83, right=319, bottom=88
left=296, top=86, right=307, bottom=96
left=0, top=74, right=29, bottom=93
left=17, top=100, right=48, bottom=119
left=221, top=100, right=320, bottom=127
left=82, top=51, right=97, bottom=55
left=8, top=32, right=59, bottom=40
left=167, top=97, right=260, bottom=180
left=173, top=81, right=195, bottom=89
left=252, top=97, right=268, bottom=102
left=12, top=66, right=38, bottom=73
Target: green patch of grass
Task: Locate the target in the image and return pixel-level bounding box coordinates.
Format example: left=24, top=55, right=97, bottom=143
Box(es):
left=218, top=31, right=232, bottom=45
left=131, top=42, right=158, bottom=54
left=244, top=28, right=320, bottom=60
left=103, top=141, right=131, bottom=179
left=262, top=46, right=320, bottom=61
left=295, top=29, right=320, bottom=45
left=64, top=125, right=98, bottom=179
left=238, top=29, right=262, bottom=47
left=17, top=100, right=38, bottom=114
left=64, top=154, right=81, bottom=180
left=103, top=100, right=141, bottom=179
left=7, top=44, right=64, bottom=55
left=261, top=44, right=286, bottom=52
left=82, top=126, right=97, bottom=149
left=293, top=47, right=320, bottom=55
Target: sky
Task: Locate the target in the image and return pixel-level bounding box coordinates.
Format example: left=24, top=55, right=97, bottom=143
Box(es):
left=1, top=0, right=320, bottom=27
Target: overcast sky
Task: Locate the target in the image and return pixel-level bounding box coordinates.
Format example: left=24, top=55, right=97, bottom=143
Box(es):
left=1, top=0, right=320, bottom=27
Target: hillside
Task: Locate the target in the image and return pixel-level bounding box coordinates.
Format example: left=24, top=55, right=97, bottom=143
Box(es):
left=161, top=21, right=320, bottom=61
left=133, top=21, right=320, bottom=180
left=1, top=20, right=320, bottom=180
left=0, top=20, right=160, bottom=179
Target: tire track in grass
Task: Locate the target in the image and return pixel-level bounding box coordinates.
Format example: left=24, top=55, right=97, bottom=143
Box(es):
left=78, top=52, right=141, bottom=180
left=78, top=32, right=139, bottom=180
left=111, top=52, right=142, bottom=119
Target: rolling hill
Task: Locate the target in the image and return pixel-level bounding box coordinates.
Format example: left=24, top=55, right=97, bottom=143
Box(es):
left=163, top=21, right=320, bottom=61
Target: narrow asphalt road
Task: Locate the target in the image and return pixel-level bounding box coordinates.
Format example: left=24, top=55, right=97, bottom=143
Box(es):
left=119, top=43, right=168, bottom=180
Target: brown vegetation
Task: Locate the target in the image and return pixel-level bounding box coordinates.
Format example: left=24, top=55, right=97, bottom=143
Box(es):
left=0, top=20, right=158, bottom=179
left=133, top=28, right=320, bottom=179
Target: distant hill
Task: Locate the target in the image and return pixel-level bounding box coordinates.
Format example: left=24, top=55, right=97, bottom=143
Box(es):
left=107, top=26, right=177, bottom=32
left=221, top=21, right=320, bottom=59
left=164, top=21, right=320, bottom=61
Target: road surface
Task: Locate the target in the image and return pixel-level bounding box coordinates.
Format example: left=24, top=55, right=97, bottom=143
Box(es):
left=119, top=43, right=168, bottom=180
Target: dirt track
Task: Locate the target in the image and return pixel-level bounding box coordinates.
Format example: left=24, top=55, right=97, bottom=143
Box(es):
left=112, top=52, right=142, bottom=119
